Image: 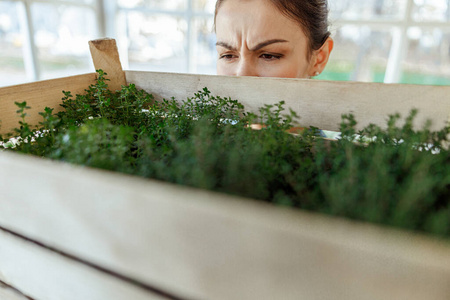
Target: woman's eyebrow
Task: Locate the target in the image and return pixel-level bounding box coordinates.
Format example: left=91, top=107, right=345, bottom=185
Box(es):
left=250, top=39, right=288, bottom=51
left=216, top=41, right=237, bottom=50
left=216, top=39, right=288, bottom=51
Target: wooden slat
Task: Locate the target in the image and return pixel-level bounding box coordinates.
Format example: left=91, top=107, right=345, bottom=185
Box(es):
left=0, top=228, right=169, bottom=300
left=89, top=38, right=126, bottom=91
left=1, top=71, right=448, bottom=135
left=0, top=289, right=27, bottom=300
left=0, top=282, right=29, bottom=300
left=0, top=70, right=449, bottom=297
left=0, top=73, right=96, bottom=135
left=0, top=151, right=450, bottom=300
left=125, top=70, right=450, bottom=131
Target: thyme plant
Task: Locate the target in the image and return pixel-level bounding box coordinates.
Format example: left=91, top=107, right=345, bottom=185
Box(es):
left=1, top=70, right=449, bottom=237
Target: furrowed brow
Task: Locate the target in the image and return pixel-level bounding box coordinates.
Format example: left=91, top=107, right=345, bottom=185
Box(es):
left=216, top=41, right=237, bottom=51
left=250, top=39, right=288, bottom=51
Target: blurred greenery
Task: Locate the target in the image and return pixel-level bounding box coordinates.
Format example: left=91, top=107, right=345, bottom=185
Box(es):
left=319, top=61, right=450, bottom=86
left=0, top=55, right=86, bottom=71
left=38, top=56, right=87, bottom=70
left=1, top=55, right=449, bottom=86
left=3, top=71, right=450, bottom=238
left=400, top=72, right=450, bottom=86
left=0, top=56, right=24, bottom=69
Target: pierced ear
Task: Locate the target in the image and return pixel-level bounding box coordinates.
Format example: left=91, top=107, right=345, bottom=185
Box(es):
left=310, top=37, right=334, bottom=76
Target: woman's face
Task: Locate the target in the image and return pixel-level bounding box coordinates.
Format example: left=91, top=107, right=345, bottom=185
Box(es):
left=215, top=0, right=320, bottom=78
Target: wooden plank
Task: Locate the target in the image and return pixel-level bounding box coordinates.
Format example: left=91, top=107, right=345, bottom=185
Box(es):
left=0, top=289, right=28, bottom=300
left=1, top=151, right=450, bottom=300
left=89, top=38, right=126, bottom=91
left=0, top=289, right=29, bottom=300
left=0, top=73, right=96, bottom=135
left=0, top=282, right=30, bottom=300
left=125, top=70, right=450, bottom=131
left=1, top=71, right=448, bottom=135
left=0, top=228, right=170, bottom=300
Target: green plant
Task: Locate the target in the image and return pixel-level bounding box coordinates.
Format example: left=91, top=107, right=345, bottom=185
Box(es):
left=2, top=70, right=449, bottom=238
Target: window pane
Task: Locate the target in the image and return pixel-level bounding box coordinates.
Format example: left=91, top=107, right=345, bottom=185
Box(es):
left=329, top=0, right=407, bottom=20
left=120, top=12, right=188, bottom=73
left=56, top=0, right=95, bottom=5
left=31, top=3, right=97, bottom=80
left=412, top=0, right=450, bottom=22
left=192, top=17, right=216, bottom=74
left=193, top=0, right=216, bottom=13
left=401, top=27, right=450, bottom=85
left=320, top=25, right=393, bottom=82
left=0, top=1, right=26, bottom=87
left=117, top=0, right=186, bottom=10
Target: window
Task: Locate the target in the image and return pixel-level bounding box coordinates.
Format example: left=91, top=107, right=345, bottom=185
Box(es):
left=114, top=0, right=216, bottom=74
left=1, top=0, right=99, bottom=87
left=0, top=1, right=27, bottom=85
left=325, top=0, right=450, bottom=84
left=1, top=0, right=449, bottom=87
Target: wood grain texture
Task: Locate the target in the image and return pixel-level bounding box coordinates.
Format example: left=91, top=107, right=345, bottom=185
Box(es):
left=1, top=71, right=448, bottom=136
left=0, top=282, right=30, bottom=300
left=1, top=151, right=450, bottom=300
left=0, top=228, right=168, bottom=300
left=0, top=73, right=96, bottom=135
left=89, top=38, right=126, bottom=91
left=125, top=70, right=450, bottom=131
left=1, top=71, right=450, bottom=299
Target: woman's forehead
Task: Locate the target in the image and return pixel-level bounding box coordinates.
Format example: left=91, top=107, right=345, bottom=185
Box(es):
left=215, top=0, right=306, bottom=45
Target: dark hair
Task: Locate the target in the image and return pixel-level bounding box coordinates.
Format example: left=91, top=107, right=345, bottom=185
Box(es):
left=214, top=0, right=331, bottom=56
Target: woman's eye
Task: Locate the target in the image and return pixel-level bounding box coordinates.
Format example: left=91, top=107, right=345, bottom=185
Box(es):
left=219, top=54, right=236, bottom=60
left=260, top=54, right=282, bottom=60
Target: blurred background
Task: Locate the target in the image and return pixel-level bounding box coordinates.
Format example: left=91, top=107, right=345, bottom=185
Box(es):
left=1, top=0, right=449, bottom=87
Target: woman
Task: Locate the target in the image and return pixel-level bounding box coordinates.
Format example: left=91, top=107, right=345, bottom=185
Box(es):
left=214, top=0, right=333, bottom=79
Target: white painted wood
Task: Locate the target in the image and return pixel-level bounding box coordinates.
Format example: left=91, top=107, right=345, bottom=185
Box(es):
left=1, top=151, right=450, bottom=300
left=1, top=70, right=448, bottom=135
left=0, top=70, right=450, bottom=299
left=0, top=283, right=29, bottom=300
left=384, top=0, right=414, bottom=84
left=0, top=229, right=167, bottom=300
left=18, top=0, right=39, bottom=82
left=125, top=70, right=450, bottom=132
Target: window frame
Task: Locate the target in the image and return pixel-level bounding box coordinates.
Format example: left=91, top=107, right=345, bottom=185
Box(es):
left=5, top=0, right=450, bottom=84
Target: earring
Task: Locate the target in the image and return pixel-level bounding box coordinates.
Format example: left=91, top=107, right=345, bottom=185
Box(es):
left=309, top=71, right=320, bottom=79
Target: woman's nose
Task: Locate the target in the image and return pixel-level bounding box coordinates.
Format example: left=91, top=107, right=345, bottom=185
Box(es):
left=235, top=58, right=258, bottom=77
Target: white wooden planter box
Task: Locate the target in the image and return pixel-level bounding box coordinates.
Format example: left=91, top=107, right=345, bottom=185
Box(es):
left=0, top=40, right=450, bottom=300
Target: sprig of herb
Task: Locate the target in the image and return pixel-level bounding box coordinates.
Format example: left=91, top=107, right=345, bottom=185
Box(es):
left=2, top=69, right=449, bottom=238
